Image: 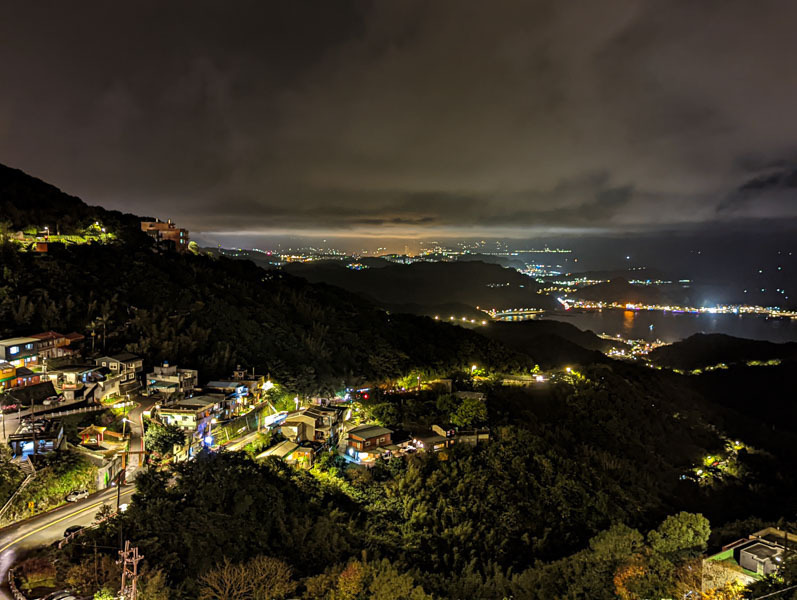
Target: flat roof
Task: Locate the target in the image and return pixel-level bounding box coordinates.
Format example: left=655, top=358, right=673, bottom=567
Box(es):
left=743, top=542, right=782, bottom=560
left=0, top=337, right=39, bottom=346
left=161, top=396, right=217, bottom=411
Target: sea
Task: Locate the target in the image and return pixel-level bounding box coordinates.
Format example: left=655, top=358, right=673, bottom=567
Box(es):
left=544, top=309, right=797, bottom=344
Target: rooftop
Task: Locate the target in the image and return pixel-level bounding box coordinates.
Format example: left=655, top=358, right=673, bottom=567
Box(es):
left=257, top=440, right=299, bottom=459
left=743, top=542, right=782, bottom=561
left=348, top=424, right=393, bottom=439
left=0, top=337, right=40, bottom=346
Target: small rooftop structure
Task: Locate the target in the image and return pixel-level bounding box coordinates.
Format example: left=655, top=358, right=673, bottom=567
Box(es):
left=257, top=440, right=299, bottom=460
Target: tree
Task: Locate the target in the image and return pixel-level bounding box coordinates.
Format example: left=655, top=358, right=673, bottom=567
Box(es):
left=199, top=556, right=296, bottom=600
left=648, top=512, right=710, bottom=561
left=450, top=397, right=488, bottom=428
left=94, top=590, right=116, bottom=600
left=249, top=556, right=297, bottom=600
left=138, top=569, right=172, bottom=600
left=199, top=558, right=249, bottom=600
left=144, top=423, right=186, bottom=456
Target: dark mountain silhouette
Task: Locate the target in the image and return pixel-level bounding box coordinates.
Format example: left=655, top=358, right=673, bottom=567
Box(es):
left=284, top=259, right=556, bottom=310
left=482, top=319, right=622, bottom=368
left=649, top=333, right=797, bottom=369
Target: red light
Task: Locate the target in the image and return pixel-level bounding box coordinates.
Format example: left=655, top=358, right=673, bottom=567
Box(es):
left=363, top=393, right=369, bottom=399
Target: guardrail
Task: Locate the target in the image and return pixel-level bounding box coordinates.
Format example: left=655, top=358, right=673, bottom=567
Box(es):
left=40, top=404, right=106, bottom=419
left=7, top=567, right=28, bottom=600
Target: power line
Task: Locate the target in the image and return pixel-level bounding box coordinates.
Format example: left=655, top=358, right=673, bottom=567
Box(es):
left=752, top=583, right=797, bottom=600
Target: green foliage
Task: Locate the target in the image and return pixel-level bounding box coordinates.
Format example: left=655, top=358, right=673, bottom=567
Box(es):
left=450, top=396, right=488, bottom=428
left=647, top=512, right=710, bottom=560
left=144, top=422, right=186, bottom=456
left=6, top=449, right=96, bottom=522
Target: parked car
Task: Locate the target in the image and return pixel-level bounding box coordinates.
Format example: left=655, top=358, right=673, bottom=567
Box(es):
left=63, top=525, right=83, bottom=537
left=65, top=489, right=89, bottom=502
left=43, top=396, right=60, bottom=406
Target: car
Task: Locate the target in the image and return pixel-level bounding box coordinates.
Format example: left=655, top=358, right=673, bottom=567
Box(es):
left=43, top=396, right=60, bottom=406
left=63, top=525, right=83, bottom=537
left=65, top=489, right=89, bottom=502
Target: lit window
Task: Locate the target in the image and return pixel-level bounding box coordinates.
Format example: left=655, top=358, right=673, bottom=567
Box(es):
left=9, top=346, right=19, bottom=355
left=25, top=343, right=33, bottom=350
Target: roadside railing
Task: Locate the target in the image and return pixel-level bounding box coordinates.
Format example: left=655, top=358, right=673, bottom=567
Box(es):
left=7, top=567, right=28, bottom=600
left=0, top=456, right=37, bottom=522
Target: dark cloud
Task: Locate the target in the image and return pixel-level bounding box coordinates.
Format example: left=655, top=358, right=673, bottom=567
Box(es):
left=1, top=0, right=797, bottom=240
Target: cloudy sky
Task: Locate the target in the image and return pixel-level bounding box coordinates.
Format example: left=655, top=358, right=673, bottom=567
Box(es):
left=2, top=0, right=797, bottom=241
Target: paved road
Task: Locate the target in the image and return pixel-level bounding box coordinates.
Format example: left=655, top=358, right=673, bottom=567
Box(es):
left=0, top=396, right=153, bottom=598
left=0, top=485, right=136, bottom=599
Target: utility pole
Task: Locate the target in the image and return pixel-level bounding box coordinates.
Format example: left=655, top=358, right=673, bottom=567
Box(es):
left=118, top=540, right=143, bottom=600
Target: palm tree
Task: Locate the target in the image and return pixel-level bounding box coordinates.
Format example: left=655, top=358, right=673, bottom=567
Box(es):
left=96, top=314, right=111, bottom=351
left=87, top=320, right=98, bottom=353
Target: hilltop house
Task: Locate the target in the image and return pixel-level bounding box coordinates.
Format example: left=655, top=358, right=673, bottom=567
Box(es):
left=140, top=219, right=189, bottom=252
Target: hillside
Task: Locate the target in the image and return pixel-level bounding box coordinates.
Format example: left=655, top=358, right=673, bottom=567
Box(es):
left=649, top=333, right=797, bottom=369
left=0, top=163, right=144, bottom=241
left=284, top=259, right=556, bottom=310
left=483, top=319, right=620, bottom=368
left=0, top=163, right=542, bottom=393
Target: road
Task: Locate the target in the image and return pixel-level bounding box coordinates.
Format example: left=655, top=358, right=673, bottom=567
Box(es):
left=0, top=485, right=136, bottom=599
left=0, top=396, right=153, bottom=598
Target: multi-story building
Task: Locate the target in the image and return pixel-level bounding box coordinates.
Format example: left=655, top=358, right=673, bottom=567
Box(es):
left=95, top=353, right=144, bottom=394
left=140, top=219, right=190, bottom=252
left=30, top=331, right=73, bottom=359
left=0, top=361, right=16, bottom=390
left=346, top=424, right=393, bottom=453
left=0, top=337, right=41, bottom=368
left=157, top=395, right=223, bottom=439
left=145, top=362, right=198, bottom=396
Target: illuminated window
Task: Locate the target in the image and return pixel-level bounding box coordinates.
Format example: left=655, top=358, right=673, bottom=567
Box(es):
left=25, top=343, right=33, bottom=350
left=9, top=346, right=19, bottom=355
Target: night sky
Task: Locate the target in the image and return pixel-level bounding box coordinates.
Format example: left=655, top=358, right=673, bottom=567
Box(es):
left=2, top=1, right=797, bottom=244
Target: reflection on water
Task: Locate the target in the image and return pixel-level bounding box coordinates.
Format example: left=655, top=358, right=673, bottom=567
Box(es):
left=545, top=309, right=797, bottom=343
left=622, top=310, right=634, bottom=335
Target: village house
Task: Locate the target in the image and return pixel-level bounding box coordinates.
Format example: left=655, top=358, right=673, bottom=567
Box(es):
left=140, top=219, right=190, bottom=252
left=346, top=424, right=393, bottom=452
left=145, top=362, right=198, bottom=396
left=0, top=337, right=41, bottom=368
left=0, top=361, right=15, bottom=390
left=94, top=352, right=144, bottom=394
left=30, top=331, right=77, bottom=360
left=702, top=527, right=797, bottom=592
left=156, top=395, right=223, bottom=439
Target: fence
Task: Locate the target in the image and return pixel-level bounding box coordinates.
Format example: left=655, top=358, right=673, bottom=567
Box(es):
left=40, top=404, right=106, bottom=419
